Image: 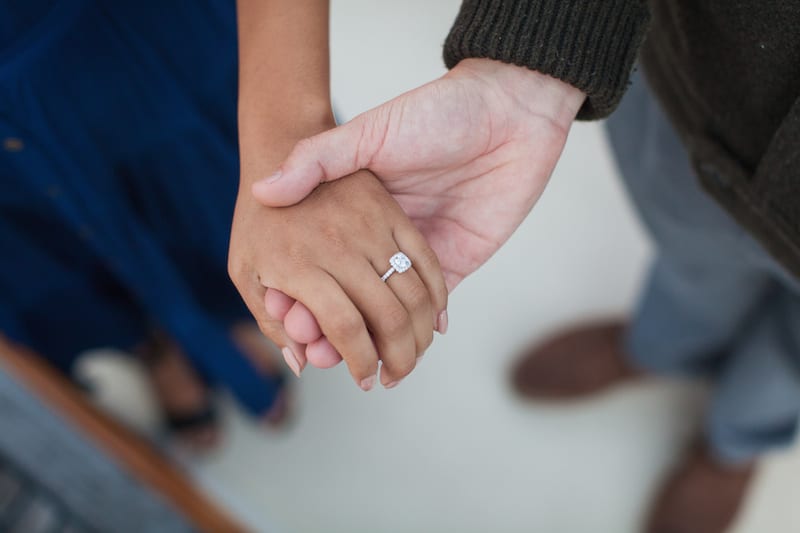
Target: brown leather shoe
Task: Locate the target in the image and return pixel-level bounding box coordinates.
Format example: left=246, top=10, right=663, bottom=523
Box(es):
left=645, top=442, right=755, bottom=533
left=510, top=321, right=644, bottom=400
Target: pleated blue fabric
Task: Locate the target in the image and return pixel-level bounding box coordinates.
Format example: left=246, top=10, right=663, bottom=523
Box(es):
left=0, top=0, right=282, bottom=415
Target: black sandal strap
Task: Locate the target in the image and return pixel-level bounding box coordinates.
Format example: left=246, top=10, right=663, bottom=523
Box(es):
left=165, top=403, right=217, bottom=433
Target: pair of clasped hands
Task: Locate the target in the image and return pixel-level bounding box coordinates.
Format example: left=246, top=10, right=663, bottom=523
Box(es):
left=229, top=59, right=586, bottom=391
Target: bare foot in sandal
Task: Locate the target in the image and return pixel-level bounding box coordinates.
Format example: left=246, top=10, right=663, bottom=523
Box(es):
left=140, top=334, right=222, bottom=453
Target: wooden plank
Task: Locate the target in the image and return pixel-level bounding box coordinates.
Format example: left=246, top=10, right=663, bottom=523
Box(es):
left=0, top=335, right=247, bottom=533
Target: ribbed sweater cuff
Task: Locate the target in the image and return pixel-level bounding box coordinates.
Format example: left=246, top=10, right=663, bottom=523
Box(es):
left=444, top=0, right=651, bottom=120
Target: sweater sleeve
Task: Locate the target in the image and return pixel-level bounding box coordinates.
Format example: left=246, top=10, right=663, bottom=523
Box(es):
left=443, top=0, right=651, bottom=120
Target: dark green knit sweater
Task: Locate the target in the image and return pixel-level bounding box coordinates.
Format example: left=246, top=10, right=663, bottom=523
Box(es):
left=444, top=0, right=800, bottom=279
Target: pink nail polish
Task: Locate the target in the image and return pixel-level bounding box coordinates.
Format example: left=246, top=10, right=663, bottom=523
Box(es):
left=265, top=170, right=282, bottom=183
left=282, top=346, right=302, bottom=378
left=437, top=310, right=449, bottom=335
left=360, top=375, right=376, bottom=391
left=384, top=379, right=402, bottom=389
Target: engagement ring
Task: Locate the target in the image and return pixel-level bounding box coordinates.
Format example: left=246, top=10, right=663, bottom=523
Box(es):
left=381, top=252, right=412, bottom=282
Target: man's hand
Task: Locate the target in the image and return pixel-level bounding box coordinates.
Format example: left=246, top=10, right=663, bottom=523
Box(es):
left=253, top=59, right=585, bottom=368
left=254, top=58, right=586, bottom=290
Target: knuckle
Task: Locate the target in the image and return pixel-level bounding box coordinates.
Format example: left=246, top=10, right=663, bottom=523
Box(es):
left=416, top=246, right=441, bottom=272
left=352, top=210, right=375, bottom=232
left=379, top=306, right=411, bottom=339
left=319, top=223, right=347, bottom=249
left=294, top=137, right=315, bottom=154
left=348, top=362, right=377, bottom=383
left=340, top=343, right=377, bottom=376
left=227, top=258, right=245, bottom=284
left=435, top=283, right=449, bottom=309
left=406, top=282, right=431, bottom=312
left=389, top=356, right=416, bottom=378
left=326, top=312, right=363, bottom=339
left=416, top=343, right=430, bottom=360
left=411, top=247, right=447, bottom=301
left=256, top=319, right=281, bottom=342
left=284, top=240, right=303, bottom=260
left=418, top=328, right=434, bottom=353
left=285, top=253, right=331, bottom=289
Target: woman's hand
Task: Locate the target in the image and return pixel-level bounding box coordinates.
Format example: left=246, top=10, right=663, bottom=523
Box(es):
left=228, top=170, right=447, bottom=390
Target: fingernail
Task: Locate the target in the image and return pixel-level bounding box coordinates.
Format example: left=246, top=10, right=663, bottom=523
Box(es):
left=384, top=379, right=402, bottom=389
left=416, top=352, right=425, bottom=363
left=292, top=342, right=307, bottom=372
left=265, top=169, right=282, bottom=183
left=281, top=346, right=302, bottom=378
left=360, top=375, right=376, bottom=392
left=437, top=310, right=449, bottom=335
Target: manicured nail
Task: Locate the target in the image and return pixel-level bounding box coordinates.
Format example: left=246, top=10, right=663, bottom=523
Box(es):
left=265, top=169, right=282, bottom=183
left=281, top=346, right=302, bottom=378
left=384, top=379, right=402, bottom=389
left=360, top=375, right=376, bottom=392
left=437, top=310, right=449, bottom=335
left=416, top=352, right=425, bottom=363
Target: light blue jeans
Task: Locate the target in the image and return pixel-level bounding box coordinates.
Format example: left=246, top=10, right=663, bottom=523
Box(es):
left=606, top=73, right=800, bottom=464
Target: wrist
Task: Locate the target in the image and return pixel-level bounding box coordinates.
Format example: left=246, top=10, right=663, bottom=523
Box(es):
left=238, top=98, right=335, bottom=186
left=449, top=58, right=586, bottom=128
left=238, top=96, right=335, bottom=145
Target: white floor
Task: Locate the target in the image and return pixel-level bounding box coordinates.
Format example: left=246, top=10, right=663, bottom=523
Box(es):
left=190, top=2, right=800, bottom=532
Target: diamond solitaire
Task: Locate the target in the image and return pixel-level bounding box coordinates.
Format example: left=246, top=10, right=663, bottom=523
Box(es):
left=381, top=252, right=412, bottom=282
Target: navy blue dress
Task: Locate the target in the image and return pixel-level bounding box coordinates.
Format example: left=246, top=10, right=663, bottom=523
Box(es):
left=0, top=0, right=281, bottom=415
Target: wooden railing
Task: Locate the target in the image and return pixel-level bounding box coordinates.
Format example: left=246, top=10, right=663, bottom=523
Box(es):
left=0, top=335, right=247, bottom=533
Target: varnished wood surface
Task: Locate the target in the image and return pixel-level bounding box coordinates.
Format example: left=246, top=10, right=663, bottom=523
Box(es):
left=0, top=335, right=248, bottom=533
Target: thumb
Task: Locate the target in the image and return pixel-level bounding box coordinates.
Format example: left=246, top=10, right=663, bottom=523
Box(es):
left=252, top=114, right=376, bottom=207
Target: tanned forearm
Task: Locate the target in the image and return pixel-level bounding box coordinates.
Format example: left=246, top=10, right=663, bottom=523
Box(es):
left=236, top=0, right=335, bottom=184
